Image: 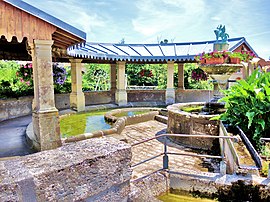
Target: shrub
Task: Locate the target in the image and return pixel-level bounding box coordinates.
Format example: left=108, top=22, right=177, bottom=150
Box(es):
left=220, top=70, right=270, bottom=149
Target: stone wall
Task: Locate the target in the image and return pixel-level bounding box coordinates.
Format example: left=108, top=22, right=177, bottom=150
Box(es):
left=0, top=96, right=33, bottom=121
left=85, top=91, right=114, bottom=105
left=0, top=90, right=213, bottom=121
left=127, top=90, right=165, bottom=103
left=176, top=89, right=213, bottom=103
left=0, top=137, right=132, bottom=202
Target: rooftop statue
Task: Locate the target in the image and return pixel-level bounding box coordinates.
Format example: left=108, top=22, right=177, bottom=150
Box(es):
left=214, top=25, right=229, bottom=43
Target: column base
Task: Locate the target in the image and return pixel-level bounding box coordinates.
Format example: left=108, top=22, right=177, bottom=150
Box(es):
left=70, top=92, right=85, bottom=112
left=166, top=88, right=175, bottom=105
left=115, top=90, right=127, bottom=106
left=32, top=109, right=61, bottom=151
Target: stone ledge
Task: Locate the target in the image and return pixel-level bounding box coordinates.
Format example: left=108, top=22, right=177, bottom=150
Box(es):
left=0, top=137, right=132, bottom=201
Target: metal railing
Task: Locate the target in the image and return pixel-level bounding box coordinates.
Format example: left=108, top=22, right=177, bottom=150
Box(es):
left=131, top=134, right=238, bottom=175
left=260, top=138, right=270, bottom=179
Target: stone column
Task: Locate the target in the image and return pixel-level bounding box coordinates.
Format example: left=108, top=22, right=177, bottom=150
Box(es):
left=177, top=63, right=185, bottom=90
left=242, top=62, right=249, bottom=80
left=166, top=61, right=175, bottom=104
left=70, top=59, right=85, bottom=112
left=32, top=40, right=61, bottom=151
left=110, top=63, right=117, bottom=93
left=115, top=61, right=127, bottom=106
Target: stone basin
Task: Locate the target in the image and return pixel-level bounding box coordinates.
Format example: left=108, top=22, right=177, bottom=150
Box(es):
left=167, top=102, right=220, bottom=150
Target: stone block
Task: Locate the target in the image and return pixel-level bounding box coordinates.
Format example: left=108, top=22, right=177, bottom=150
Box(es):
left=0, top=137, right=132, bottom=201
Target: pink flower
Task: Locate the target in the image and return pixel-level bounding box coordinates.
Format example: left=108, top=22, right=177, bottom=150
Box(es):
left=24, top=73, right=28, bottom=76
left=26, top=81, right=30, bottom=86
left=20, top=78, right=24, bottom=83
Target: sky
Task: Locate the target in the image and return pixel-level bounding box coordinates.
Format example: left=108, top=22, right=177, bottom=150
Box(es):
left=23, top=0, right=270, bottom=60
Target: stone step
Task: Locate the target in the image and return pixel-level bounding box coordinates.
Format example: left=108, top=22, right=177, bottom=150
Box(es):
left=155, top=115, right=168, bottom=124
left=159, top=108, right=168, bottom=117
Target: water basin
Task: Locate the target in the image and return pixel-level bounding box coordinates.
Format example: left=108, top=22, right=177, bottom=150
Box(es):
left=113, top=111, right=146, bottom=118
left=158, top=193, right=216, bottom=202
left=60, top=110, right=111, bottom=138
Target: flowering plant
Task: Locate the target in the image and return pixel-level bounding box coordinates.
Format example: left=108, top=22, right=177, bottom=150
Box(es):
left=16, top=63, right=67, bottom=86
left=195, top=51, right=230, bottom=64
left=195, top=50, right=255, bottom=64
left=16, top=63, right=33, bottom=86
left=191, top=67, right=208, bottom=81
left=53, top=63, right=67, bottom=85
left=239, top=51, right=255, bottom=62
left=138, top=69, right=153, bottom=77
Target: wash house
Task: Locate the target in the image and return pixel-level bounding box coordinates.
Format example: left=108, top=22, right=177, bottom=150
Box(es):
left=0, top=0, right=261, bottom=151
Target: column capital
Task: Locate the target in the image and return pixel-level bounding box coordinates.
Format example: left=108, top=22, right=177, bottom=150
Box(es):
left=34, top=39, right=54, bottom=46
left=167, top=61, right=175, bottom=65
left=116, top=61, right=126, bottom=65
left=69, top=58, right=83, bottom=63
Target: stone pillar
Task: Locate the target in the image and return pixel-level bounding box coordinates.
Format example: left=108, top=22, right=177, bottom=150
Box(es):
left=32, top=40, right=61, bottom=151
left=166, top=61, right=175, bottom=104
left=70, top=59, right=85, bottom=112
left=110, top=63, right=117, bottom=93
left=177, top=63, right=185, bottom=90
left=241, top=62, right=249, bottom=80
left=115, top=61, right=127, bottom=106
left=213, top=43, right=229, bottom=51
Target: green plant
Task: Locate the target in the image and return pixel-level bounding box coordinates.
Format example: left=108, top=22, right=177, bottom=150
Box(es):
left=229, top=52, right=243, bottom=59
left=228, top=51, right=255, bottom=62
left=219, top=70, right=270, bottom=149
left=261, top=143, right=270, bottom=159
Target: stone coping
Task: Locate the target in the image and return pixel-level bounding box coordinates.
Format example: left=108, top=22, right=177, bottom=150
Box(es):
left=104, top=107, right=162, bottom=123
left=167, top=102, right=218, bottom=119
left=26, top=103, right=165, bottom=148
left=63, top=108, right=160, bottom=144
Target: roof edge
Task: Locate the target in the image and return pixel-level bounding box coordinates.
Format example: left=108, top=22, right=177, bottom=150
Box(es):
left=4, top=0, right=86, bottom=41
left=229, top=37, right=259, bottom=57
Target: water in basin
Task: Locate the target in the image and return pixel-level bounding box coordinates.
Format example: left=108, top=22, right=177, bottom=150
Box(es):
left=113, top=111, right=147, bottom=117
left=60, top=110, right=111, bottom=138
left=158, top=193, right=216, bottom=202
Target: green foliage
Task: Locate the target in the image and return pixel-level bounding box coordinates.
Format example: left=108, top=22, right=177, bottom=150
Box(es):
left=83, top=63, right=110, bottom=91
left=220, top=70, right=270, bottom=149
left=0, top=60, right=213, bottom=99
left=0, top=61, right=34, bottom=98
left=126, top=64, right=159, bottom=87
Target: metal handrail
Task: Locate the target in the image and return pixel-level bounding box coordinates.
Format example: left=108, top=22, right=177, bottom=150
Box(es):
left=131, top=133, right=239, bottom=175
left=131, top=134, right=238, bottom=147
left=260, top=138, right=270, bottom=143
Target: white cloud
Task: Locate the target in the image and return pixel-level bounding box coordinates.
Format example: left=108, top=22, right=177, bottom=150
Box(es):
left=211, top=16, right=221, bottom=21
left=132, top=0, right=206, bottom=37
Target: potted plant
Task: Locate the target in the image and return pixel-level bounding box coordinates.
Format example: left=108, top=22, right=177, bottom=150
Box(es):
left=241, top=51, right=255, bottom=62
left=229, top=52, right=243, bottom=64
left=195, top=51, right=229, bottom=64
left=229, top=51, right=256, bottom=64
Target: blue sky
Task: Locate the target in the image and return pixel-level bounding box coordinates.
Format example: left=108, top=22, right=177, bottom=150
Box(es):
left=24, top=0, right=270, bottom=59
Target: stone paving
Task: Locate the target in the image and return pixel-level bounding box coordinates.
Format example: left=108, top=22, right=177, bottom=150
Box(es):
left=121, top=120, right=217, bottom=179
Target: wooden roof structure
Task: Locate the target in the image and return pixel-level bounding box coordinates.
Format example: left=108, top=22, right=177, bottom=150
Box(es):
left=0, top=0, right=86, bottom=61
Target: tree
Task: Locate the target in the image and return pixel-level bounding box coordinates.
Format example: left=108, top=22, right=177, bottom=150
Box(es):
left=83, top=64, right=110, bottom=91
